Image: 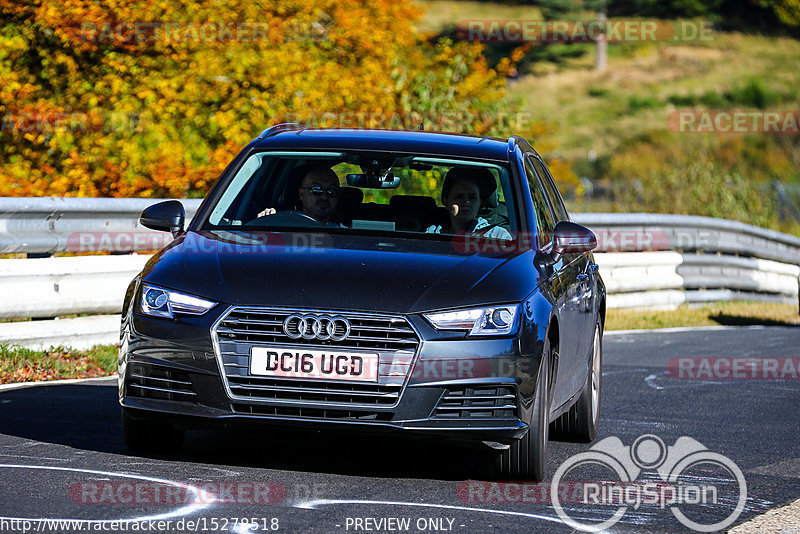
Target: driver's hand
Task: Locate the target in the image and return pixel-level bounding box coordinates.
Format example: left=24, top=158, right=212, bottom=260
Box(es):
left=257, top=207, right=277, bottom=218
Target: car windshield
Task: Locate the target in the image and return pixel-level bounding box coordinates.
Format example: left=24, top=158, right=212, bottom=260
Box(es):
left=201, top=150, right=517, bottom=241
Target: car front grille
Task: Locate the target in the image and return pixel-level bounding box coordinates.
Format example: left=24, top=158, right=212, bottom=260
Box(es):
left=226, top=376, right=401, bottom=405
left=214, top=307, right=420, bottom=410
left=216, top=307, right=418, bottom=351
left=231, top=403, right=393, bottom=422
left=432, top=385, right=517, bottom=419
left=126, top=362, right=197, bottom=403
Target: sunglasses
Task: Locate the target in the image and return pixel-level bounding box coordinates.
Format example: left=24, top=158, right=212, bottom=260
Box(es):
left=302, top=186, right=339, bottom=197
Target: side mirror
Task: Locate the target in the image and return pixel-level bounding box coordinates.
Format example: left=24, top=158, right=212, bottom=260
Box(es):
left=140, top=200, right=185, bottom=237
left=552, top=221, right=597, bottom=255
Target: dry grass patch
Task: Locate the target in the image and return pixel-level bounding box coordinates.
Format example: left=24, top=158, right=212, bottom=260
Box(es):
left=0, top=344, right=117, bottom=384
left=607, top=301, right=800, bottom=331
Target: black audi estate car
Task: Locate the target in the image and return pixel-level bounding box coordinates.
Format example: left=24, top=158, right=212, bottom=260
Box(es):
left=120, top=124, right=605, bottom=480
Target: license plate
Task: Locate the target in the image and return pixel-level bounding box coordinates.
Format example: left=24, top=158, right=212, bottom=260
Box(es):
left=250, top=347, right=379, bottom=382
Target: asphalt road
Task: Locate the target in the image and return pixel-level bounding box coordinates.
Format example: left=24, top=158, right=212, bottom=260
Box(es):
left=0, top=326, right=798, bottom=533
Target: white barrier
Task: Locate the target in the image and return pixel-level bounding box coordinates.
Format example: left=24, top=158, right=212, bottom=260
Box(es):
left=594, top=251, right=684, bottom=293
left=596, top=251, right=800, bottom=309
left=0, top=315, right=121, bottom=351
left=10, top=250, right=791, bottom=319
left=0, top=247, right=795, bottom=349
left=0, top=255, right=147, bottom=319
left=0, top=199, right=799, bottom=348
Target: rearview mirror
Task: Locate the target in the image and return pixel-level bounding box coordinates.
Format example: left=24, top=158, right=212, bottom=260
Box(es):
left=346, top=172, right=400, bottom=189
left=140, top=200, right=185, bottom=237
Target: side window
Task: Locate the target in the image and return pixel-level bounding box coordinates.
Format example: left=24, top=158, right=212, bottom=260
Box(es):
left=523, top=157, right=556, bottom=246
left=531, top=156, right=569, bottom=222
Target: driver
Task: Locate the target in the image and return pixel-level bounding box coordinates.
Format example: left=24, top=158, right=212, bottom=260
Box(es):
left=257, top=165, right=343, bottom=227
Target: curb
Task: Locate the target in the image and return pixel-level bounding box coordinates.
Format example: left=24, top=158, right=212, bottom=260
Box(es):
left=0, top=374, right=117, bottom=392
left=605, top=325, right=778, bottom=335
left=729, top=497, right=800, bottom=534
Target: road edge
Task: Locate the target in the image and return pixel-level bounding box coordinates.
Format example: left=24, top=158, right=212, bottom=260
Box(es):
left=0, top=374, right=117, bottom=392
left=729, top=497, right=800, bottom=533
left=605, top=324, right=788, bottom=335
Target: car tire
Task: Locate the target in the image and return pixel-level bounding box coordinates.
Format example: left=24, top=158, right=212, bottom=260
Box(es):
left=494, top=337, right=551, bottom=481
left=121, top=408, right=185, bottom=453
left=551, top=320, right=602, bottom=443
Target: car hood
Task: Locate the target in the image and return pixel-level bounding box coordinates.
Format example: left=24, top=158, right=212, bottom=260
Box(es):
left=141, top=230, right=540, bottom=314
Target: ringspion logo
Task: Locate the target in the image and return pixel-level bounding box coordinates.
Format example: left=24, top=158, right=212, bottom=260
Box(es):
left=551, top=434, right=747, bottom=532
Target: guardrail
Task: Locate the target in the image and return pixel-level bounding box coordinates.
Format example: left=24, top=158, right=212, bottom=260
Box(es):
left=0, top=254, right=147, bottom=319
left=594, top=251, right=799, bottom=310
left=572, top=213, right=800, bottom=265
left=572, top=213, right=800, bottom=310
left=0, top=199, right=798, bottom=348
left=0, top=197, right=202, bottom=254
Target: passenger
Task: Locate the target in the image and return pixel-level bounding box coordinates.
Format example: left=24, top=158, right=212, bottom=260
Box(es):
left=258, top=165, right=344, bottom=227
left=425, top=167, right=513, bottom=239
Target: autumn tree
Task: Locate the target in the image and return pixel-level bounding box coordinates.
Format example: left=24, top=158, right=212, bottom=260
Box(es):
left=758, top=0, right=800, bottom=26
left=0, top=0, right=531, bottom=198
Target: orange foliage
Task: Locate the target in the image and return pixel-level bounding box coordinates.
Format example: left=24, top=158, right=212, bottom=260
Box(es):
left=0, top=0, right=539, bottom=197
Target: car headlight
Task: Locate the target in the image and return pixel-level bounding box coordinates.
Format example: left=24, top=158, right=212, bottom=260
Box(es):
left=424, top=304, right=520, bottom=336
left=140, top=284, right=216, bottom=319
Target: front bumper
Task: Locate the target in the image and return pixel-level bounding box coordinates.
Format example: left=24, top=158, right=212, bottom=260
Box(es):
left=119, top=308, right=544, bottom=445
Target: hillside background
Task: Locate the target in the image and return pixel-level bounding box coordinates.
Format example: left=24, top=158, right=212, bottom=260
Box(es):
left=420, top=0, right=800, bottom=235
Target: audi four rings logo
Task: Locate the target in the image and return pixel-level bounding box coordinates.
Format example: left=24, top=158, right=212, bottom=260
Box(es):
left=283, top=314, right=351, bottom=342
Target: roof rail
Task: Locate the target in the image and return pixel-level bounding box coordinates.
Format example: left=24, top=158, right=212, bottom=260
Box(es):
left=507, top=136, right=518, bottom=156
left=257, top=123, right=306, bottom=139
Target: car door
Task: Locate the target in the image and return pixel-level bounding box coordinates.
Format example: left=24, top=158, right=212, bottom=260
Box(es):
left=522, top=155, right=581, bottom=409
left=530, top=154, right=596, bottom=397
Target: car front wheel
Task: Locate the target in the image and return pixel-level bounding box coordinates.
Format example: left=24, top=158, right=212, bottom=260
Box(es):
left=551, top=320, right=602, bottom=442
left=494, top=337, right=552, bottom=481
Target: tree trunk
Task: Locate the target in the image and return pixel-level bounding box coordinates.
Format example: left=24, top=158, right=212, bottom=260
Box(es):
left=595, top=11, right=607, bottom=71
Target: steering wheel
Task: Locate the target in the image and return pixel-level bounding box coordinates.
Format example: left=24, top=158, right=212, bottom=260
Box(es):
left=245, top=210, right=323, bottom=228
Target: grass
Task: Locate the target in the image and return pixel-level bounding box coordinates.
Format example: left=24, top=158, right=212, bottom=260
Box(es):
left=503, top=32, right=800, bottom=161
left=606, top=301, right=800, bottom=331
left=418, top=3, right=800, bottom=230
left=0, top=344, right=117, bottom=384
left=418, top=2, right=800, bottom=163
